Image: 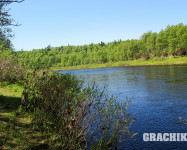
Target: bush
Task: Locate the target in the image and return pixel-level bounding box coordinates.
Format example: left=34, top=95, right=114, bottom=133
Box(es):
left=21, top=71, right=136, bottom=149
left=0, top=50, right=24, bottom=83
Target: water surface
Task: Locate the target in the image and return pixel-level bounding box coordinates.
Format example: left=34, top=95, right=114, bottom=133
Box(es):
left=59, top=66, right=187, bottom=150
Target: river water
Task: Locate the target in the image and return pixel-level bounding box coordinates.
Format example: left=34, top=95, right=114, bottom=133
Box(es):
left=59, top=66, right=187, bottom=150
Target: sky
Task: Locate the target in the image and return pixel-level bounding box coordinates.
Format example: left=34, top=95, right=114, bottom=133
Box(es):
left=8, top=0, right=187, bottom=51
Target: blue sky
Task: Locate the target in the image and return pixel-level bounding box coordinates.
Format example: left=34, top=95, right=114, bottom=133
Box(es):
left=8, top=0, right=187, bottom=50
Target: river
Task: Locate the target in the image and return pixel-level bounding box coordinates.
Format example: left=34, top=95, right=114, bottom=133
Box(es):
left=59, top=66, right=187, bottom=150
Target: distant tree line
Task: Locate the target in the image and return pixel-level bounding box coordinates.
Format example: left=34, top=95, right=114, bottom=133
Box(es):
left=17, top=23, right=187, bottom=68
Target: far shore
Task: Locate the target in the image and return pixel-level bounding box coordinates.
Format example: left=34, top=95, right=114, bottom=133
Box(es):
left=51, top=56, right=187, bottom=71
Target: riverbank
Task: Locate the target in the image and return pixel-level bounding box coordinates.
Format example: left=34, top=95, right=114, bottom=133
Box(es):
left=0, top=83, right=49, bottom=150
left=51, top=56, right=187, bottom=71
left=0, top=73, right=136, bottom=149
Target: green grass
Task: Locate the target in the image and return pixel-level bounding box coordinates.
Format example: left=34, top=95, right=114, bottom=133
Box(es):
left=0, top=83, right=49, bottom=150
left=0, top=82, right=23, bottom=98
left=51, top=56, right=187, bottom=71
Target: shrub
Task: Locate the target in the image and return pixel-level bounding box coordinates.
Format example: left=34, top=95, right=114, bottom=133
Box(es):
left=0, top=50, right=24, bottom=83
left=21, top=71, right=136, bottom=149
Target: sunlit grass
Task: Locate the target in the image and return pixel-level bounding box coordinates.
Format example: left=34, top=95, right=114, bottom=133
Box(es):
left=0, top=83, right=49, bottom=150
left=0, top=82, right=23, bottom=98
left=51, top=56, right=187, bottom=71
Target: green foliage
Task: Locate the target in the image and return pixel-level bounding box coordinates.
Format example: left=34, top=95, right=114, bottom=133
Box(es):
left=0, top=30, right=11, bottom=50
left=0, top=49, right=25, bottom=83
left=0, top=22, right=25, bottom=83
left=21, top=71, right=136, bottom=149
left=16, top=23, right=187, bottom=68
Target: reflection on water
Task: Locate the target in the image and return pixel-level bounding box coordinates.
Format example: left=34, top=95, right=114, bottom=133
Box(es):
left=59, top=66, right=187, bottom=150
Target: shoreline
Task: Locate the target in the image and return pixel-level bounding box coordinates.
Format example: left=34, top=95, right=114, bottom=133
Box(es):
left=51, top=56, right=187, bottom=71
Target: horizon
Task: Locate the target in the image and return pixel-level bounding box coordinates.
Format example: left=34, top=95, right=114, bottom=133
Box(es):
left=8, top=0, right=187, bottom=51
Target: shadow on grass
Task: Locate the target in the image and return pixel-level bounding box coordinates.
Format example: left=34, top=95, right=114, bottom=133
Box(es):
left=0, top=95, right=50, bottom=150
left=0, top=95, right=21, bottom=112
left=30, top=144, right=50, bottom=150
left=0, top=94, right=21, bottom=127
left=0, top=94, right=21, bottom=149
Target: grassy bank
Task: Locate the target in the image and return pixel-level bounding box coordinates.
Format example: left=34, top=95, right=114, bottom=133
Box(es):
left=0, top=83, right=49, bottom=150
left=0, top=72, right=136, bottom=149
left=52, top=56, right=187, bottom=71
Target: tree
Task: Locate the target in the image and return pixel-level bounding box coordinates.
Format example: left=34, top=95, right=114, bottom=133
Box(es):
left=0, top=0, right=24, bottom=38
left=155, top=29, right=168, bottom=56
left=0, top=29, right=11, bottom=49
left=15, top=23, right=186, bottom=68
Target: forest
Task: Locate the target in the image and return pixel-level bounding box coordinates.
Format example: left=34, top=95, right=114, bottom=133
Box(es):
left=16, top=23, right=187, bottom=68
